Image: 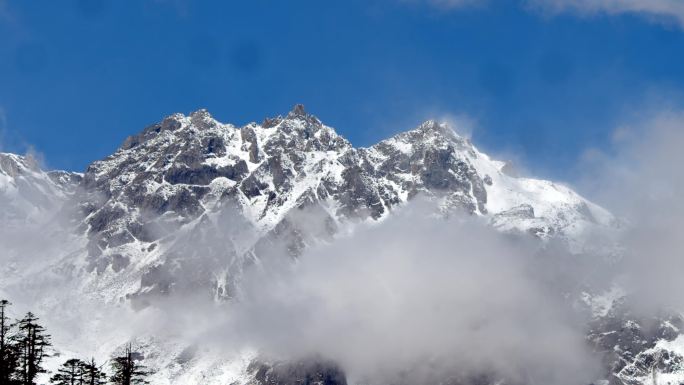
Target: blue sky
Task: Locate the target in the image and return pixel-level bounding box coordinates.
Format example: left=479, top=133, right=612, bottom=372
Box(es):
left=1, top=0, right=684, bottom=178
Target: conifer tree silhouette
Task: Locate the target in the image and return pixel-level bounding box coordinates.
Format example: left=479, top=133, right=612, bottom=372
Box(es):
left=13, top=312, right=52, bottom=385
left=110, top=344, right=150, bottom=385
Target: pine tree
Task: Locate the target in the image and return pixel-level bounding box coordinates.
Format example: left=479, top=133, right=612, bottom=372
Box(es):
left=109, top=344, right=150, bottom=385
left=50, top=358, right=84, bottom=385
left=80, top=358, right=107, bottom=385
left=12, top=312, right=52, bottom=385
left=0, top=299, right=19, bottom=385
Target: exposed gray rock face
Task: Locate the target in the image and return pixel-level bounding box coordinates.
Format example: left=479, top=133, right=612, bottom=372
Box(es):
left=587, top=300, right=684, bottom=385
left=63, top=105, right=612, bottom=302
left=359, top=120, right=489, bottom=215
left=248, top=359, right=347, bottom=385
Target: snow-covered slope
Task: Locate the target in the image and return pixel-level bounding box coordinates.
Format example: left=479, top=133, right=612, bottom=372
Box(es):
left=0, top=152, right=81, bottom=225
left=362, top=119, right=613, bottom=239
left=0, top=153, right=85, bottom=309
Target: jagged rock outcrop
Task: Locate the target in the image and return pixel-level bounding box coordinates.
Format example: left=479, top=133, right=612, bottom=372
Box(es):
left=64, top=105, right=613, bottom=302
left=248, top=359, right=347, bottom=385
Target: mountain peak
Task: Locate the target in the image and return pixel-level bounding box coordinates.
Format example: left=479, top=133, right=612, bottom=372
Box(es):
left=289, top=103, right=307, bottom=117
left=418, top=119, right=440, bottom=130
left=189, top=109, right=218, bottom=130
left=281, top=104, right=324, bottom=131
left=189, top=108, right=213, bottom=120
left=261, top=104, right=324, bottom=128
left=379, top=120, right=465, bottom=151
left=416, top=119, right=460, bottom=137
left=0, top=152, right=41, bottom=176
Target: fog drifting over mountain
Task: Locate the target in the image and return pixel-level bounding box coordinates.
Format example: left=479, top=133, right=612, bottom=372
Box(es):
left=225, top=204, right=602, bottom=385
left=580, top=110, right=684, bottom=314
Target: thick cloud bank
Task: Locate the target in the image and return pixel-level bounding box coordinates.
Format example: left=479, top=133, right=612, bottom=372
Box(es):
left=225, top=205, right=599, bottom=385
left=581, top=110, right=684, bottom=314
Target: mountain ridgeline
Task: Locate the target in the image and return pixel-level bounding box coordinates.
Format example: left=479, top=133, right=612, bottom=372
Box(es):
left=46, top=106, right=609, bottom=299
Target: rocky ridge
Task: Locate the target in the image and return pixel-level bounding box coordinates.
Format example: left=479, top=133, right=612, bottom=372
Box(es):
left=68, top=105, right=613, bottom=302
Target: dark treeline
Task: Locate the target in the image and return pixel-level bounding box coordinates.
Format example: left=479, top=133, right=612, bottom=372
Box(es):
left=0, top=299, right=151, bottom=385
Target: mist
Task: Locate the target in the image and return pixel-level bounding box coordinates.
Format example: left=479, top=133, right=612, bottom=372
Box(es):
left=579, top=110, right=684, bottom=315
left=221, top=203, right=601, bottom=385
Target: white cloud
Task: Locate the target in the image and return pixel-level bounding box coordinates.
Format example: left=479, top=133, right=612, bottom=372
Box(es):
left=0, top=0, right=8, bottom=21
left=401, top=0, right=485, bottom=10
left=527, top=0, right=684, bottom=27
left=577, top=109, right=684, bottom=315
left=0, top=0, right=17, bottom=26
left=0, top=107, right=7, bottom=151
left=407, top=0, right=684, bottom=28
left=428, top=0, right=481, bottom=9
left=223, top=202, right=600, bottom=385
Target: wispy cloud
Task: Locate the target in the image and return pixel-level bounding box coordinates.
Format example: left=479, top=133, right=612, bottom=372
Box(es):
left=0, top=0, right=9, bottom=22
left=428, top=0, right=482, bottom=9
left=578, top=108, right=684, bottom=314
left=401, top=0, right=485, bottom=10
left=408, top=0, right=684, bottom=28
left=527, top=0, right=684, bottom=28
left=0, top=107, right=7, bottom=151
left=0, top=0, right=18, bottom=27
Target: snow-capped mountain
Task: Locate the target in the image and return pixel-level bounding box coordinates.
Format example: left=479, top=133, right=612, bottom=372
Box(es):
left=3, top=105, right=676, bottom=385
left=53, top=104, right=613, bottom=306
